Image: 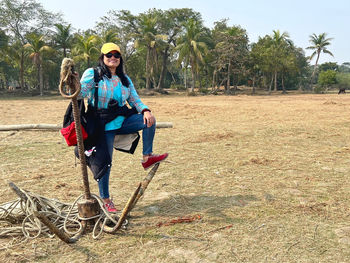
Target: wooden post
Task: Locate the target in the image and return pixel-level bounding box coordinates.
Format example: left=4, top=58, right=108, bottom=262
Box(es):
left=59, top=58, right=91, bottom=200
left=59, top=58, right=100, bottom=229
left=77, top=198, right=100, bottom=220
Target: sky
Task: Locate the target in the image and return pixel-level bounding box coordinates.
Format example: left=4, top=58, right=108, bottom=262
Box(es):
left=37, top=0, right=349, bottom=65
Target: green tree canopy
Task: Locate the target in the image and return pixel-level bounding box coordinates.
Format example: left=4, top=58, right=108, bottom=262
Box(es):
left=53, top=23, right=73, bottom=58
left=176, top=18, right=208, bottom=93
left=318, top=69, right=337, bottom=87
left=0, top=0, right=57, bottom=89
left=24, top=32, right=52, bottom=95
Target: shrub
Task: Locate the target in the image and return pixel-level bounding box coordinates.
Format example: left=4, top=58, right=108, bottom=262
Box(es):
left=314, top=85, right=326, bottom=94
left=336, top=73, right=350, bottom=90
left=170, top=84, right=186, bottom=90
left=318, top=70, right=337, bottom=87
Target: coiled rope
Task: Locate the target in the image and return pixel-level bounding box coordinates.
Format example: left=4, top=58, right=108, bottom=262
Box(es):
left=0, top=184, right=127, bottom=241
left=58, top=58, right=81, bottom=99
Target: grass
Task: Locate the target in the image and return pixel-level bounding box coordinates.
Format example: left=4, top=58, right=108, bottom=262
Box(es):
left=1, top=93, right=350, bottom=262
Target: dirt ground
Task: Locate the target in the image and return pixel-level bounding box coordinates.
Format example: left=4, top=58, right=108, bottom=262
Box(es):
left=1, top=93, right=350, bottom=262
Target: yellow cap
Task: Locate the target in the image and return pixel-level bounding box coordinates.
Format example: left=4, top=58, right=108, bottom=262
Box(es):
left=101, top=43, right=121, bottom=54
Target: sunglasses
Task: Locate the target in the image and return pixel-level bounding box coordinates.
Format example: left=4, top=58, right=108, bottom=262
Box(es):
left=105, top=52, right=121, bottom=59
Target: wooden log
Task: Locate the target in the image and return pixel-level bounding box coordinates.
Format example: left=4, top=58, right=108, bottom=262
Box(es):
left=156, top=122, right=173, bottom=128
left=33, top=211, right=79, bottom=243
left=9, top=182, right=28, bottom=202
left=0, top=122, right=173, bottom=131
left=104, top=163, right=160, bottom=233
left=0, top=124, right=61, bottom=131
left=114, top=183, right=141, bottom=230
left=102, top=183, right=141, bottom=233
left=131, top=163, right=160, bottom=210
left=77, top=198, right=100, bottom=220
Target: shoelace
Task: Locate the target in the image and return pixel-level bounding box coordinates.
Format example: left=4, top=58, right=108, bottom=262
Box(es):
left=106, top=202, right=115, bottom=208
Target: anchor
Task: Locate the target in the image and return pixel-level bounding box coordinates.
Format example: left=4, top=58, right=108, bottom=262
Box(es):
left=0, top=58, right=163, bottom=242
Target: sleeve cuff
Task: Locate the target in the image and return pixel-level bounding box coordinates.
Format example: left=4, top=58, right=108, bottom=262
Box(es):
left=141, top=109, right=151, bottom=114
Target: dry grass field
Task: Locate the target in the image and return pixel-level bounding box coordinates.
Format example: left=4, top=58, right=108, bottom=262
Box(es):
left=1, top=93, right=350, bottom=262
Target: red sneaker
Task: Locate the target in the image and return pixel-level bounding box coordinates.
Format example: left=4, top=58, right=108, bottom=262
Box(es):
left=142, top=153, right=168, bottom=170
left=104, top=200, right=118, bottom=213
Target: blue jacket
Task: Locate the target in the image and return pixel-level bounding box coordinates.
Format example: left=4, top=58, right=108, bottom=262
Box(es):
left=80, top=68, right=149, bottom=131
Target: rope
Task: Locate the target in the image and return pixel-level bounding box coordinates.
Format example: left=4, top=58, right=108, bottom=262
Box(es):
left=0, top=186, right=127, bottom=241
left=71, top=97, right=92, bottom=200
left=58, top=58, right=81, bottom=99
left=58, top=58, right=92, bottom=200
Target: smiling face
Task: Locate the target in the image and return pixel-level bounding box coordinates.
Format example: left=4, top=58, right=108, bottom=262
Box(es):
left=103, top=50, right=121, bottom=74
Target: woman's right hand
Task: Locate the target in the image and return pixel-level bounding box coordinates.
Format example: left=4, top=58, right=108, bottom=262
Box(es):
left=143, top=111, right=155, bottom=127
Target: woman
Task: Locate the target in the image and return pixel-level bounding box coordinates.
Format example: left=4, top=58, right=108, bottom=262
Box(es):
left=80, top=42, right=168, bottom=213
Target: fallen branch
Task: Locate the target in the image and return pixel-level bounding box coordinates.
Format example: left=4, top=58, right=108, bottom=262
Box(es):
left=0, top=122, right=173, bottom=131
left=159, top=234, right=208, bottom=242
left=287, top=241, right=300, bottom=252
left=206, top=224, right=233, bottom=234
left=156, top=214, right=202, bottom=227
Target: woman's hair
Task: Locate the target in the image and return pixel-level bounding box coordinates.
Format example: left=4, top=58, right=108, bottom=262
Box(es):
left=98, top=54, right=130, bottom=87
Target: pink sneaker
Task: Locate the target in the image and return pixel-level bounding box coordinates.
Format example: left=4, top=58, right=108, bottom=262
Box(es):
left=142, top=153, right=168, bottom=170
left=104, top=200, right=118, bottom=213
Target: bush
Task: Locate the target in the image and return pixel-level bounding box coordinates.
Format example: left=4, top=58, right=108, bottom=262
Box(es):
left=336, top=73, right=350, bottom=90
left=318, top=70, right=337, bottom=87
left=170, top=83, right=186, bottom=90
left=314, top=85, right=326, bottom=94
left=187, top=91, right=197, bottom=96
left=199, top=88, right=209, bottom=94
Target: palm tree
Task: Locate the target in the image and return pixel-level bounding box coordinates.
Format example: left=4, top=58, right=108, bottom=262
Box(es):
left=5, top=41, right=23, bottom=86
left=72, top=35, right=99, bottom=68
left=99, top=30, right=119, bottom=45
left=176, top=19, right=208, bottom=93
left=271, top=30, right=292, bottom=91
left=53, top=23, right=73, bottom=58
left=24, top=33, right=52, bottom=95
left=307, top=33, right=334, bottom=83
left=134, top=13, right=167, bottom=89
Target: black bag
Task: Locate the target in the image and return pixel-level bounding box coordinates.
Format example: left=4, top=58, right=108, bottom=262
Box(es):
left=97, top=99, right=138, bottom=124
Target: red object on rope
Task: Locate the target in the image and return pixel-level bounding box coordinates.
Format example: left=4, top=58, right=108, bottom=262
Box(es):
left=60, top=122, right=88, bottom=146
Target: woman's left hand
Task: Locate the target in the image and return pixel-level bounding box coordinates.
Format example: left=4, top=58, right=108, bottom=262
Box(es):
left=143, top=111, right=155, bottom=127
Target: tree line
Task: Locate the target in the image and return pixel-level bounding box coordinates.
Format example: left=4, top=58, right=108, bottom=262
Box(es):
left=0, top=0, right=349, bottom=96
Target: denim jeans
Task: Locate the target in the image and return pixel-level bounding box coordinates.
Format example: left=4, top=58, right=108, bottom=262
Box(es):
left=98, top=114, right=156, bottom=199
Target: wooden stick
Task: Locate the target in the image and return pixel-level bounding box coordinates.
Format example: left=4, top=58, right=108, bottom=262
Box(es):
left=0, top=122, right=173, bottom=131
left=0, top=124, right=61, bottom=131
left=9, top=182, right=28, bottom=202
left=130, top=163, right=160, bottom=210
left=33, top=211, right=79, bottom=243
left=102, top=183, right=142, bottom=233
